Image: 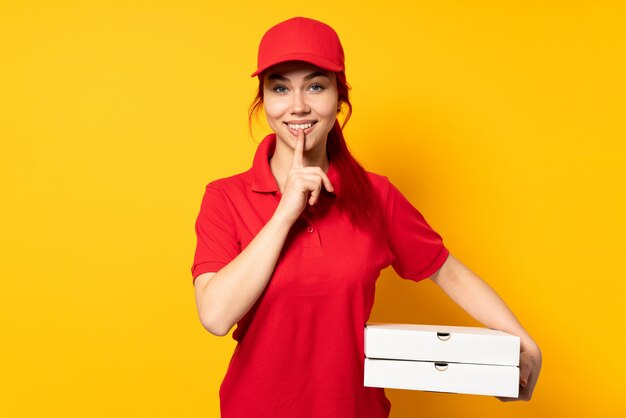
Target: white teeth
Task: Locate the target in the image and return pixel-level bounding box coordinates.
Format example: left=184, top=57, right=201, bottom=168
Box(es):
left=288, top=123, right=313, bottom=130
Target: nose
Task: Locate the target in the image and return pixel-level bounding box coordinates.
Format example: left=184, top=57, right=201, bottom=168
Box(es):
left=290, top=90, right=310, bottom=114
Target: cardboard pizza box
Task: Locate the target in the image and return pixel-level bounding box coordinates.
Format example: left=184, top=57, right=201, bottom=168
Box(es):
left=364, top=323, right=520, bottom=398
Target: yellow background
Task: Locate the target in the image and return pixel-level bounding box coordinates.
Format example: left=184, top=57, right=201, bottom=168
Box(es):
left=1, top=0, right=624, bottom=417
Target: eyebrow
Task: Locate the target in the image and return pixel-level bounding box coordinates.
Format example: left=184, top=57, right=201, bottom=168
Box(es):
left=266, top=71, right=330, bottom=82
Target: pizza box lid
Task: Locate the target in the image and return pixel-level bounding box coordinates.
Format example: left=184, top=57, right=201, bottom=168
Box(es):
left=365, top=323, right=520, bottom=366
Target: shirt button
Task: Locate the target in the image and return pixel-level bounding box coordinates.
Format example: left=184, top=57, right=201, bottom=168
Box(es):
left=306, top=226, right=314, bottom=233
left=307, top=206, right=316, bottom=213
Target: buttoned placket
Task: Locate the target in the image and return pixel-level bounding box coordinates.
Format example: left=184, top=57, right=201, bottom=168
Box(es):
left=299, top=209, right=322, bottom=255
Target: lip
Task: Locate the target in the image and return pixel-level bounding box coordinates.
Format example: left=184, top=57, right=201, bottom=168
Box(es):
left=284, top=120, right=317, bottom=137
left=284, top=119, right=317, bottom=124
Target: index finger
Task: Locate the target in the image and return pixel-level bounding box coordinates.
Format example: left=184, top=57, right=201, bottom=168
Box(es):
left=291, top=128, right=305, bottom=169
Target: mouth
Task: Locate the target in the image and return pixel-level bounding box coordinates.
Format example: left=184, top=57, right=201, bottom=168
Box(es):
left=284, top=121, right=317, bottom=136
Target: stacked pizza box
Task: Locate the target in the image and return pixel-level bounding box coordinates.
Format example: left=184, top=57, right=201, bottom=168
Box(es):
left=364, top=323, right=520, bottom=397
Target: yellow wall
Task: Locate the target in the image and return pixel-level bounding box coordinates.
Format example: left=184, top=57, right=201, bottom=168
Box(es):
left=1, top=1, right=624, bottom=417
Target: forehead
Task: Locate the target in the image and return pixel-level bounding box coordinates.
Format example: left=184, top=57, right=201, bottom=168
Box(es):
left=263, top=61, right=333, bottom=81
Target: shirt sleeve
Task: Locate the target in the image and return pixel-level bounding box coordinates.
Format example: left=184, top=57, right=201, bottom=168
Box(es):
left=385, top=180, right=449, bottom=282
left=191, top=183, right=241, bottom=285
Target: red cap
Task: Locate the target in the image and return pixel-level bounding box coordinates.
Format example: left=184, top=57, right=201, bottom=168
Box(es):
left=251, top=17, right=345, bottom=77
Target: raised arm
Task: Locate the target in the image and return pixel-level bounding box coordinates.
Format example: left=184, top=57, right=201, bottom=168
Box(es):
left=430, top=253, right=542, bottom=401
left=194, top=129, right=333, bottom=336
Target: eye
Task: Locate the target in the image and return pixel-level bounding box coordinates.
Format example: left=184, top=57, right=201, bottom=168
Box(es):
left=309, top=84, right=324, bottom=92
left=272, top=85, right=288, bottom=94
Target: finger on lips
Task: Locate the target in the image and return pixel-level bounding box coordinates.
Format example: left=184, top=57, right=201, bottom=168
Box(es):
left=291, top=129, right=305, bottom=169
left=289, top=128, right=334, bottom=194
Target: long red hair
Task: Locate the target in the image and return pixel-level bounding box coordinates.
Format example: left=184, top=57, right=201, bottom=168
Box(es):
left=248, top=70, right=383, bottom=237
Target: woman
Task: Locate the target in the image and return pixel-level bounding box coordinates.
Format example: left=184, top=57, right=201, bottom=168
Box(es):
left=191, top=16, right=541, bottom=418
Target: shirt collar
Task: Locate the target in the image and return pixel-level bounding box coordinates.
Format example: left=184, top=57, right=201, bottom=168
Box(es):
left=251, top=133, right=340, bottom=196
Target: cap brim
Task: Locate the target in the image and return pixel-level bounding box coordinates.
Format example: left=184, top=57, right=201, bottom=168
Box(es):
left=251, top=53, right=343, bottom=77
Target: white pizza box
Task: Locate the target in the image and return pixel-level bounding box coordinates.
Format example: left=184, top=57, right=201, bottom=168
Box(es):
left=364, top=323, right=520, bottom=398
left=365, top=323, right=520, bottom=366
left=364, top=357, right=520, bottom=397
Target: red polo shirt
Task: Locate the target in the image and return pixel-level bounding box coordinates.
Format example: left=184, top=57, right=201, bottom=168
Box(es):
left=192, top=134, right=449, bottom=418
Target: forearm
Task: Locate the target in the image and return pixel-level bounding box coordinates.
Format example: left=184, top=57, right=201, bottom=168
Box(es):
left=431, top=254, right=534, bottom=347
left=196, top=130, right=335, bottom=336
left=431, top=253, right=542, bottom=399
left=197, top=213, right=293, bottom=335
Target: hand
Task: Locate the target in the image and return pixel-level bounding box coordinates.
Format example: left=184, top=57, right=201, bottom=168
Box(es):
left=498, top=339, right=542, bottom=402
left=273, top=129, right=334, bottom=224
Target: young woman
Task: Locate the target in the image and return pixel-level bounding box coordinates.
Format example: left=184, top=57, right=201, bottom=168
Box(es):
left=191, top=16, right=541, bottom=418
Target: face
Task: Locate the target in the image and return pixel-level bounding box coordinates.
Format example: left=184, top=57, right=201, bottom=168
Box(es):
left=262, top=61, right=339, bottom=155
